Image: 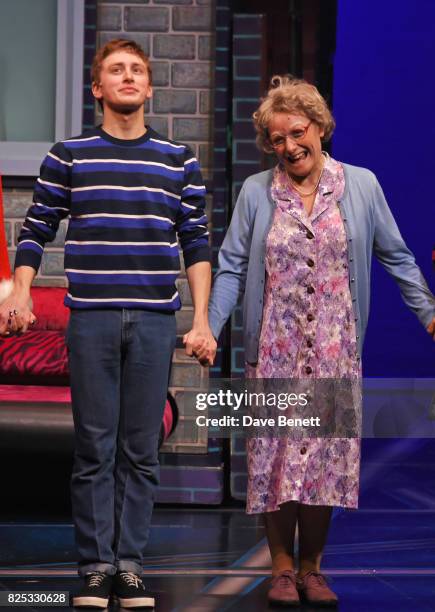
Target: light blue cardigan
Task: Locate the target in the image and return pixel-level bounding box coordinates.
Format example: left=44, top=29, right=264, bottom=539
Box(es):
left=208, top=164, right=435, bottom=363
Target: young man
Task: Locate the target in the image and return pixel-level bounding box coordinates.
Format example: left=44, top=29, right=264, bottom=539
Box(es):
left=0, top=39, right=216, bottom=608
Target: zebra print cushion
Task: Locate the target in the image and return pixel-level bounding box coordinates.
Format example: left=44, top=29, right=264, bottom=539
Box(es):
left=0, top=330, right=69, bottom=384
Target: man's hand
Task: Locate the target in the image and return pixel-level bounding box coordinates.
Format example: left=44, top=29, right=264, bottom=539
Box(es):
left=183, top=323, right=217, bottom=366
left=427, top=317, right=435, bottom=340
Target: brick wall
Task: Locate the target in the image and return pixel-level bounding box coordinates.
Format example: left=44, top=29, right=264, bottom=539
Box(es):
left=97, top=0, right=215, bottom=182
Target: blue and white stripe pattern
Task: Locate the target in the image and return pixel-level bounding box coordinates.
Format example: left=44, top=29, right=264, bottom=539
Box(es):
left=15, top=127, right=210, bottom=311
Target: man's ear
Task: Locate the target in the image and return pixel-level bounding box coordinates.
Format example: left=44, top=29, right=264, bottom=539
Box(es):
left=146, top=86, right=153, bottom=100
left=91, top=81, right=103, bottom=101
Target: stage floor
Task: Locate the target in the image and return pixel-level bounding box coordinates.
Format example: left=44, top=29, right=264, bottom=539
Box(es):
left=1, top=507, right=435, bottom=611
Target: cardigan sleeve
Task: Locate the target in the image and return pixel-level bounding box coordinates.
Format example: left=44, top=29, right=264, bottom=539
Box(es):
left=208, top=180, right=255, bottom=341
left=372, top=178, right=435, bottom=328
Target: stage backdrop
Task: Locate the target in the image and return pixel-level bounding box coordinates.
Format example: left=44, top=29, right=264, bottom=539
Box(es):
left=332, top=0, right=435, bottom=377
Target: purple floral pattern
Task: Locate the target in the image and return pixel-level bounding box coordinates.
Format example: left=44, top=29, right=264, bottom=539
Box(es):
left=245, top=155, right=361, bottom=513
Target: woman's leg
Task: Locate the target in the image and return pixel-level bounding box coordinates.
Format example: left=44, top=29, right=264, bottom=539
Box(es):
left=264, top=501, right=298, bottom=576
left=297, top=504, right=333, bottom=575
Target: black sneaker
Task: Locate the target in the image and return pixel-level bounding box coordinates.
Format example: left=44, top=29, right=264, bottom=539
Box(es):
left=72, top=572, right=112, bottom=608
left=113, top=571, right=155, bottom=608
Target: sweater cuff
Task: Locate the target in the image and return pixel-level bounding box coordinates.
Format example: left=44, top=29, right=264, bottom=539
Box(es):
left=14, top=248, right=42, bottom=273
left=183, top=244, right=211, bottom=269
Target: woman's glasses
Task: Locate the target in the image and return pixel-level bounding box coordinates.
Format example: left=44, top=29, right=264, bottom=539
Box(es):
left=269, top=121, right=312, bottom=149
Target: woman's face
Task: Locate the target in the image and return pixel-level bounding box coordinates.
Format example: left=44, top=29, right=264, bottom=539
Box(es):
left=267, top=112, right=324, bottom=180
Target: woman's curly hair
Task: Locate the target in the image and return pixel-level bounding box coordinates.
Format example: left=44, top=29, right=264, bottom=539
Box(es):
left=253, top=75, right=336, bottom=153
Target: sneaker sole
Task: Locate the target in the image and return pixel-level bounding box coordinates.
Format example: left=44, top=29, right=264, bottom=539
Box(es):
left=268, top=597, right=300, bottom=607
left=72, top=595, right=109, bottom=608
left=299, top=593, right=338, bottom=607
left=304, top=601, right=338, bottom=607
left=117, top=595, right=155, bottom=608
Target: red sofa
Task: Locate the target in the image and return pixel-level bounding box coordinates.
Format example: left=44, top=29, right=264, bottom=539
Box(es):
left=0, top=287, right=177, bottom=451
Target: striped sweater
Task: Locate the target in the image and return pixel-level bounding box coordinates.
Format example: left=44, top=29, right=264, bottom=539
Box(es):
left=15, top=126, right=210, bottom=312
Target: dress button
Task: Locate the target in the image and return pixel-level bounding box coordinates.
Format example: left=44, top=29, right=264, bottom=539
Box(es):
left=306, top=231, right=314, bottom=239
left=307, top=313, right=314, bottom=322
left=307, top=259, right=315, bottom=267
left=307, top=286, right=315, bottom=294
left=305, top=366, right=313, bottom=374
left=307, top=339, right=313, bottom=348
left=300, top=447, right=307, bottom=454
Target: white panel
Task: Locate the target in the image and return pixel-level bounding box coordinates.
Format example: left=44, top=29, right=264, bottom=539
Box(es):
left=0, top=0, right=85, bottom=176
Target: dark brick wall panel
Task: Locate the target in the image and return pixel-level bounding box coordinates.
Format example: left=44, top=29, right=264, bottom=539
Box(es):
left=99, top=5, right=122, bottom=30
left=151, top=62, right=170, bottom=86
left=172, top=63, right=212, bottom=88
left=173, top=7, right=214, bottom=31
left=153, top=34, right=195, bottom=59
left=153, top=90, right=196, bottom=114
left=173, top=118, right=210, bottom=141
left=124, top=7, right=169, bottom=31
left=233, top=36, right=262, bottom=57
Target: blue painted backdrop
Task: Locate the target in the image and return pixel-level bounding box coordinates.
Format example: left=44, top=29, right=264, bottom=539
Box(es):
left=332, top=0, right=435, bottom=377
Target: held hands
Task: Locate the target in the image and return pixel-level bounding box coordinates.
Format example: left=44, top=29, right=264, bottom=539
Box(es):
left=0, top=281, right=36, bottom=337
left=183, top=322, right=217, bottom=366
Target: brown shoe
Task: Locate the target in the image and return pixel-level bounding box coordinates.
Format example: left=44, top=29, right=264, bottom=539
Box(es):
left=297, top=571, right=338, bottom=606
left=268, top=570, right=300, bottom=607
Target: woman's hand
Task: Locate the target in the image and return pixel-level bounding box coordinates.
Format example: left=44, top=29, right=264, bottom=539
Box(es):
left=183, top=323, right=217, bottom=366
left=427, top=317, right=435, bottom=340
left=0, top=285, right=36, bottom=336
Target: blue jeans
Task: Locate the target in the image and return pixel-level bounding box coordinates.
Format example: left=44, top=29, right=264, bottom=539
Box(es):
left=66, top=309, right=176, bottom=576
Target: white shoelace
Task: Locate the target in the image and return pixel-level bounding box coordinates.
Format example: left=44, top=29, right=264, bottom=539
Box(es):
left=88, top=573, right=106, bottom=587
left=120, top=572, right=144, bottom=588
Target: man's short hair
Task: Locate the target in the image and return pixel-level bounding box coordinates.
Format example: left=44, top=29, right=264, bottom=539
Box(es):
left=91, top=38, right=152, bottom=86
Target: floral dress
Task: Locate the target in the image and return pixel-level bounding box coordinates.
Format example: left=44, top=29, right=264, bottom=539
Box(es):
left=245, top=155, right=361, bottom=513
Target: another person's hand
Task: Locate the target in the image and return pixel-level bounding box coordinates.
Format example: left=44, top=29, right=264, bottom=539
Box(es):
left=183, top=324, right=217, bottom=366
left=427, top=317, right=435, bottom=340
left=0, top=283, right=36, bottom=336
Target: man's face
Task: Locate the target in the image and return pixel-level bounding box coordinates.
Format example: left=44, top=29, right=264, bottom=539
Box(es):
left=92, top=50, right=152, bottom=114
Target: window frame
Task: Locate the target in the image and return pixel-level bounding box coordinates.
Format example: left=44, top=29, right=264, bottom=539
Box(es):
left=0, top=0, right=85, bottom=176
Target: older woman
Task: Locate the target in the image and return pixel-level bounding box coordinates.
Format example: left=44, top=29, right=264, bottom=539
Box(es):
left=208, top=75, right=435, bottom=607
